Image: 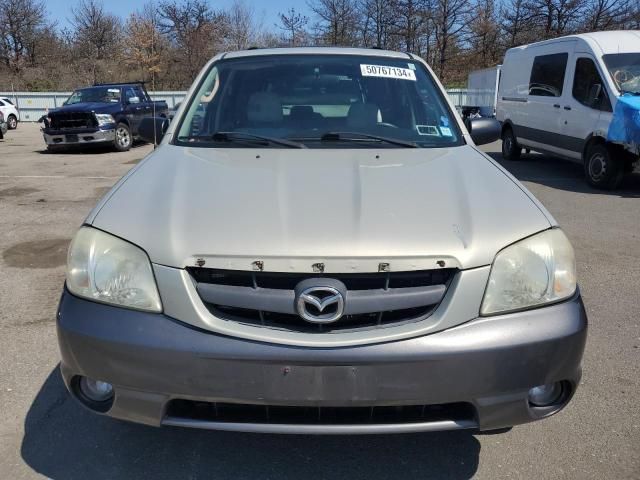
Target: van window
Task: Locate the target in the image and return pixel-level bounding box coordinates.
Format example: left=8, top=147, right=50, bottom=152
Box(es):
left=603, top=53, right=640, bottom=95
left=572, top=58, right=612, bottom=112
left=529, top=53, right=568, bottom=97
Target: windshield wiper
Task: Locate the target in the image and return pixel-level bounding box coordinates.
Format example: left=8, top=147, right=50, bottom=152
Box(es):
left=211, top=131, right=306, bottom=148
left=316, top=131, right=418, bottom=148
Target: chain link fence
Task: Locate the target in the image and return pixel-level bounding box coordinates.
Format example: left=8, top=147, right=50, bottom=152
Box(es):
left=0, top=89, right=470, bottom=122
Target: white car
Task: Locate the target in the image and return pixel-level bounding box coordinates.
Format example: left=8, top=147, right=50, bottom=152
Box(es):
left=497, top=31, right=640, bottom=189
left=0, top=97, right=19, bottom=129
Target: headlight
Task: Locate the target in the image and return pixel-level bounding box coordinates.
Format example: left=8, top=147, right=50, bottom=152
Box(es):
left=95, top=114, right=115, bottom=126
left=481, top=229, right=576, bottom=315
left=66, top=227, right=162, bottom=312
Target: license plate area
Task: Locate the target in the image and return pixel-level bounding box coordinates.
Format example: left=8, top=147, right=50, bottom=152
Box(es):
left=65, top=134, right=79, bottom=143
left=264, top=364, right=378, bottom=402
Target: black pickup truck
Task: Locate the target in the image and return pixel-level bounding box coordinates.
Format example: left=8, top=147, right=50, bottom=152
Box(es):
left=42, top=82, right=168, bottom=152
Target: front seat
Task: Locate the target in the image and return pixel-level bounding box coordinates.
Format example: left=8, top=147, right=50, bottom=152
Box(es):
left=347, top=103, right=381, bottom=129
left=246, top=92, right=283, bottom=128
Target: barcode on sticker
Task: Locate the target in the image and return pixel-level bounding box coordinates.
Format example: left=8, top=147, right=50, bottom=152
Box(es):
left=360, top=64, right=416, bottom=81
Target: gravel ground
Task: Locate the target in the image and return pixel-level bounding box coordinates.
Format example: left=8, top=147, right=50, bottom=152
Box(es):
left=0, top=123, right=638, bottom=479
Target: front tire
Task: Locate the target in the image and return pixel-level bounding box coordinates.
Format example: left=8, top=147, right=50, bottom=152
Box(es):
left=114, top=123, right=131, bottom=152
left=584, top=143, right=623, bottom=190
left=7, top=115, right=17, bottom=130
left=501, top=127, right=521, bottom=161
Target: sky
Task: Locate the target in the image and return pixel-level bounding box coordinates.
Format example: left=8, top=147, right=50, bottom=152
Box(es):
left=44, top=0, right=313, bottom=32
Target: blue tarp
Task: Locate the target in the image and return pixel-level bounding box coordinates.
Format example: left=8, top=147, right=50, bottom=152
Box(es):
left=607, top=95, right=640, bottom=145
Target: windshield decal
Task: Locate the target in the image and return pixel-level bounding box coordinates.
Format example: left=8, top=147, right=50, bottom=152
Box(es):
left=439, top=127, right=453, bottom=137
left=360, top=64, right=416, bottom=81
left=416, top=125, right=440, bottom=136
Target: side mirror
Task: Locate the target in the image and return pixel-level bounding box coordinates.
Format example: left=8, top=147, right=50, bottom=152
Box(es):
left=128, top=96, right=140, bottom=104
left=139, top=117, right=168, bottom=145
left=587, top=84, right=602, bottom=107
left=468, top=117, right=501, bottom=146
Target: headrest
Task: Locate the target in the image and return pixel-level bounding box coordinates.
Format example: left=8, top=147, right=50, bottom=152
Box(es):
left=247, top=92, right=283, bottom=124
left=347, top=103, right=381, bottom=128
left=289, top=105, right=314, bottom=120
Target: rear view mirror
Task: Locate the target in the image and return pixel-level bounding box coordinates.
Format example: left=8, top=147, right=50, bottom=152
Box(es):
left=468, top=118, right=501, bottom=146
left=139, top=117, right=168, bottom=145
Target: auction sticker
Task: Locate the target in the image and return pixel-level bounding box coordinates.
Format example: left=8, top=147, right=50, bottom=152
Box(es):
left=360, top=64, right=416, bottom=81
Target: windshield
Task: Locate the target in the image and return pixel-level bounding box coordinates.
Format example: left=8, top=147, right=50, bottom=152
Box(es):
left=603, top=53, right=640, bottom=95
left=176, top=54, right=462, bottom=148
left=66, top=87, right=122, bottom=105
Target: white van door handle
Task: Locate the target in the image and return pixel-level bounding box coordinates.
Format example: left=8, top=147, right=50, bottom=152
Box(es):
left=553, top=104, right=560, bottom=108
left=564, top=106, right=572, bottom=110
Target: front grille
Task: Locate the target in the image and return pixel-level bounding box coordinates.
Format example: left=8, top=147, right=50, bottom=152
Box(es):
left=188, top=268, right=456, bottom=333
left=166, top=399, right=475, bottom=426
left=49, top=112, right=97, bottom=130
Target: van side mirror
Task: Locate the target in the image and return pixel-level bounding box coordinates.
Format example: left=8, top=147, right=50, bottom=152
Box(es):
left=139, top=117, right=168, bottom=145
left=468, top=117, right=501, bottom=146
left=587, top=84, right=602, bottom=107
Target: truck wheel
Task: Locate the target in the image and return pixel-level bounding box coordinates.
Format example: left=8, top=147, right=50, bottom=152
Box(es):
left=114, top=123, right=131, bottom=152
left=584, top=143, right=623, bottom=190
left=501, top=127, right=521, bottom=161
left=7, top=115, right=17, bottom=130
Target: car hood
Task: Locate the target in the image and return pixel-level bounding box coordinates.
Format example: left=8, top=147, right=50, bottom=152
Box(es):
left=50, top=102, right=120, bottom=114
left=90, top=144, right=552, bottom=271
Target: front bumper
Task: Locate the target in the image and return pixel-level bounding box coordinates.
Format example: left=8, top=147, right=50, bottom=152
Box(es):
left=57, top=289, right=587, bottom=434
left=43, top=127, right=115, bottom=146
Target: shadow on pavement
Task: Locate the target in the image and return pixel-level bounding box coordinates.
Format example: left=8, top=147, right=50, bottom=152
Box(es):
left=22, top=368, right=481, bottom=480
left=37, top=141, right=148, bottom=155
left=485, top=151, right=640, bottom=198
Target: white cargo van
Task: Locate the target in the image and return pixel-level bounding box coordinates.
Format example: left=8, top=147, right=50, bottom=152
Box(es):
left=497, top=31, right=640, bottom=189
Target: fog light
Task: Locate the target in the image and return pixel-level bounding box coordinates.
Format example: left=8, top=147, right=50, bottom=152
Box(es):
left=528, top=383, right=562, bottom=407
left=79, top=377, right=114, bottom=402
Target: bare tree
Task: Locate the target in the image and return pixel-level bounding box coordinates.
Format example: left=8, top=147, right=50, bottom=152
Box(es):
left=278, top=8, right=309, bottom=46
left=583, top=0, right=633, bottom=30
left=432, top=0, right=471, bottom=80
left=225, top=0, right=262, bottom=50
left=394, top=0, right=431, bottom=54
left=501, top=0, right=535, bottom=47
left=528, top=0, right=586, bottom=38
left=124, top=3, right=167, bottom=86
left=159, top=0, right=227, bottom=84
left=0, top=0, right=47, bottom=72
left=70, top=0, right=122, bottom=84
left=360, top=0, right=396, bottom=48
left=308, top=0, right=360, bottom=46
left=467, top=0, right=502, bottom=68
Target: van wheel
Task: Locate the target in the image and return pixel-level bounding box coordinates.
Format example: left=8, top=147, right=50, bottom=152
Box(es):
left=501, top=128, right=521, bottom=160
left=114, top=123, right=131, bottom=152
left=584, top=143, right=623, bottom=189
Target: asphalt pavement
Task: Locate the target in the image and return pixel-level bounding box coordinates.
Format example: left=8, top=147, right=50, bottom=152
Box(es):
left=0, top=123, right=638, bottom=479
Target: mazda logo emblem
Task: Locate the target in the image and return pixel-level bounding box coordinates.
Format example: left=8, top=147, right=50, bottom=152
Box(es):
left=296, top=286, right=345, bottom=324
